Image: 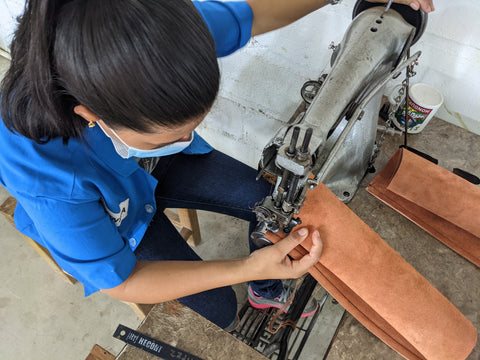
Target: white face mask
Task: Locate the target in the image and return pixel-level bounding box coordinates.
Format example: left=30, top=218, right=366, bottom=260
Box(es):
left=98, top=122, right=194, bottom=159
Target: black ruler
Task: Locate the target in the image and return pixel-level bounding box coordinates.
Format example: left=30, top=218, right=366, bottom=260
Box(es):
left=114, top=324, right=203, bottom=360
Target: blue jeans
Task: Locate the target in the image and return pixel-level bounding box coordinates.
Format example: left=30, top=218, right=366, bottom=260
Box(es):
left=134, top=150, right=283, bottom=328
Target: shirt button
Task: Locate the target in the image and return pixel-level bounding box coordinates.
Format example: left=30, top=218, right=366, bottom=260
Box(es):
left=145, top=204, right=154, bottom=213
left=129, top=238, right=137, bottom=247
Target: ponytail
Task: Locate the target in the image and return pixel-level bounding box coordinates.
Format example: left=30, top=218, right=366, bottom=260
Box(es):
left=1, top=0, right=82, bottom=142
left=1, top=0, right=220, bottom=143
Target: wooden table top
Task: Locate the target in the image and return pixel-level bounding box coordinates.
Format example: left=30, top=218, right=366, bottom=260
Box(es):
left=115, top=300, right=267, bottom=360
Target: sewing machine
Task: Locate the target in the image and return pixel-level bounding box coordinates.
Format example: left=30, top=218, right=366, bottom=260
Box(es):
left=251, top=1, right=427, bottom=248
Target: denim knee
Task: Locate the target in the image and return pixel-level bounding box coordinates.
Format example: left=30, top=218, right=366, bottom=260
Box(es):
left=178, top=285, right=238, bottom=329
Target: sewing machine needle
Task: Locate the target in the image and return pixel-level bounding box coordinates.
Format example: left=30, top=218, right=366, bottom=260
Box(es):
left=384, top=0, right=394, bottom=13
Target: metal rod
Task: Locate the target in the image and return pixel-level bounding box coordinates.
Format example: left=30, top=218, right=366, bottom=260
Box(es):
left=275, top=169, right=291, bottom=208
left=278, top=275, right=318, bottom=360
left=404, top=48, right=411, bottom=148
left=278, top=327, right=293, bottom=360
left=288, top=127, right=301, bottom=157
left=251, top=311, right=271, bottom=348
left=243, top=310, right=261, bottom=343
left=256, top=153, right=275, bottom=181
left=292, top=293, right=328, bottom=360
left=300, top=128, right=313, bottom=153
left=290, top=318, right=304, bottom=359
left=384, top=0, right=394, bottom=13
left=287, top=275, right=318, bottom=322
left=286, top=175, right=300, bottom=204
left=297, top=127, right=313, bottom=161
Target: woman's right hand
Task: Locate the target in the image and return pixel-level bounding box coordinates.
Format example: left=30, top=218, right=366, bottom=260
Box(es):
left=246, top=228, right=322, bottom=281
left=367, top=0, right=435, bottom=13
left=102, top=228, right=322, bottom=304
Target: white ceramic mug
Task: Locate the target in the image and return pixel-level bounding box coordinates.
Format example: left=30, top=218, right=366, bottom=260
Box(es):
left=389, top=83, right=444, bottom=134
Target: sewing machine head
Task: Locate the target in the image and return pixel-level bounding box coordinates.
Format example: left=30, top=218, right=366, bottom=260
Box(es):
left=252, top=1, right=427, bottom=248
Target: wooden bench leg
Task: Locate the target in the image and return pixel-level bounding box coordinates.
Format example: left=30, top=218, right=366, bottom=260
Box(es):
left=164, top=208, right=201, bottom=246
left=177, top=209, right=201, bottom=246
left=2, top=195, right=207, bottom=322
left=22, top=234, right=77, bottom=284
left=1, top=195, right=161, bottom=320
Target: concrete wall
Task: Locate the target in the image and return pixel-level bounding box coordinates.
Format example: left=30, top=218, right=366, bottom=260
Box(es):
left=409, top=0, right=480, bottom=135
left=1, top=0, right=479, bottom=167
left=0, top=0, right=23, bottom=54
left=198, top=0, right=480, bottom=167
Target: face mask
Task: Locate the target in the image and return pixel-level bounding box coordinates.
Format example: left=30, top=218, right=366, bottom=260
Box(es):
left=98, top=122, right=194, bottom=159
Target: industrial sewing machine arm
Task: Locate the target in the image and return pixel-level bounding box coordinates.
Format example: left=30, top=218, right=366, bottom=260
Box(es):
left=251, top=3, right=427, bottom=249
left=239, top=3, right=428, bottom=360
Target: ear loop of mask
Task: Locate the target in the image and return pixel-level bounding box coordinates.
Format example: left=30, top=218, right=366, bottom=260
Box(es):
left=97, top=122, right=131, bottom=158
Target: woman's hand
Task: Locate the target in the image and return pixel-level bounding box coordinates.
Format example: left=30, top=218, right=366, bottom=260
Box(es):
left=102, top=228, right=322, bottom=304
left=368, top=0, right=435, bottom=13
left=247, top=228, right=322, bottom=280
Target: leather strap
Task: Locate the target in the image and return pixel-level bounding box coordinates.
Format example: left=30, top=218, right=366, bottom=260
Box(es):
left=266, top=181, right=477, bottom=360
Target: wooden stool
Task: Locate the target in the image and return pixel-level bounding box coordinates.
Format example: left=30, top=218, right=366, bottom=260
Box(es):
left=0, top=195, right=201, bottom=319
left=164, top=208, right=201, bottom=247
left=85, top=344, right=115, bottom=360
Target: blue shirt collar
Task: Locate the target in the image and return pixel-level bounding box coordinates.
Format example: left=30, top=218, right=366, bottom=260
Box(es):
left=82, top=125, right=140, bottom=177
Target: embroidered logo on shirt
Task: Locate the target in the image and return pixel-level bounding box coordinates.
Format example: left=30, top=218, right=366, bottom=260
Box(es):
left=103, top=198, right=130, bottom=227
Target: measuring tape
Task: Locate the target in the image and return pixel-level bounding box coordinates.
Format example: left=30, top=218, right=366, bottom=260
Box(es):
left=114, top=324, right=203, bottom=360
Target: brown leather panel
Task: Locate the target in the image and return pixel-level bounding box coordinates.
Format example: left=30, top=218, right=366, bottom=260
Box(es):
left=387, top=149, right=480, bottom=237
left=289, top=247, right=422, bottom=359
left=367, top=148, right=480, bottom=266
left=267, top=181, right=477, bottom=360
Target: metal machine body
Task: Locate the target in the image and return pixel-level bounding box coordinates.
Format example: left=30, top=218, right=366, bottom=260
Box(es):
left=252, top=6, right=425, bottom=247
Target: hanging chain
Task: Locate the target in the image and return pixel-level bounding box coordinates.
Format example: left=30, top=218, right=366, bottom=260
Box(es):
left=403, top=49, right=417, bottom=148
left=368, top=58, right=418, bottom=168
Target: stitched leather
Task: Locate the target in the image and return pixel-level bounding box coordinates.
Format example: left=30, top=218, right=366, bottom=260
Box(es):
left=266, top=180, right=477, bottom=360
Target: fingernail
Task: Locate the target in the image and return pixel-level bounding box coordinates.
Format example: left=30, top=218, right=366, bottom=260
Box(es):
left=299, top=228, right=308, bottom=236
left=410, top=2, right=420, bottom=10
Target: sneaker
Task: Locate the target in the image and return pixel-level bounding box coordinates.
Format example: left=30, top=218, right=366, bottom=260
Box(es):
left=223, top=314, right=240, bottom=333
left=248, top=283, right=318, bottom=318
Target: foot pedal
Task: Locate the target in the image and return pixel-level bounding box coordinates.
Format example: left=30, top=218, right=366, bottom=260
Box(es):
left=232, top=289, right=343, bottom=360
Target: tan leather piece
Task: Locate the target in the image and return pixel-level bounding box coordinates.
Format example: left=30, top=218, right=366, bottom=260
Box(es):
left=367, top=148, right=480, bottom=266
left=387, top=149, right=480, bottom=238
left=266, top=182, right=477, bottom=360
left=288, top=247, right=422, bottom=359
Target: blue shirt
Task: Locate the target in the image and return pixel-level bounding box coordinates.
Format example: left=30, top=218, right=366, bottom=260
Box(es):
left=0, top=1, right=253, bottom=296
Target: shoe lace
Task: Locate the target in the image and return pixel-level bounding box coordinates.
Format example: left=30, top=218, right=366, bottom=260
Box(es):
left=278, top=285, right=293, bottom=304
left=268, top=283, right=299, bottom=334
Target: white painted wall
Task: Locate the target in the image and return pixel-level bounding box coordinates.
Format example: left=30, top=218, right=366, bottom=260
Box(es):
left=199, top=0, right=480, bottom=167
left=411, top=0, right=480, bottom=135
left=1, top=0, right=478, bottom=168
left=0, top=0, right=23, bottom=54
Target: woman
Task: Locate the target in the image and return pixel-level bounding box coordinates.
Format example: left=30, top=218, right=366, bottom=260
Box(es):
left=0, top=0, right=433, bottom=330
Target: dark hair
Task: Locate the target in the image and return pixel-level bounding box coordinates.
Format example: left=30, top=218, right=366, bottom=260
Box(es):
left=0, top=0, right=220, bottom=143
